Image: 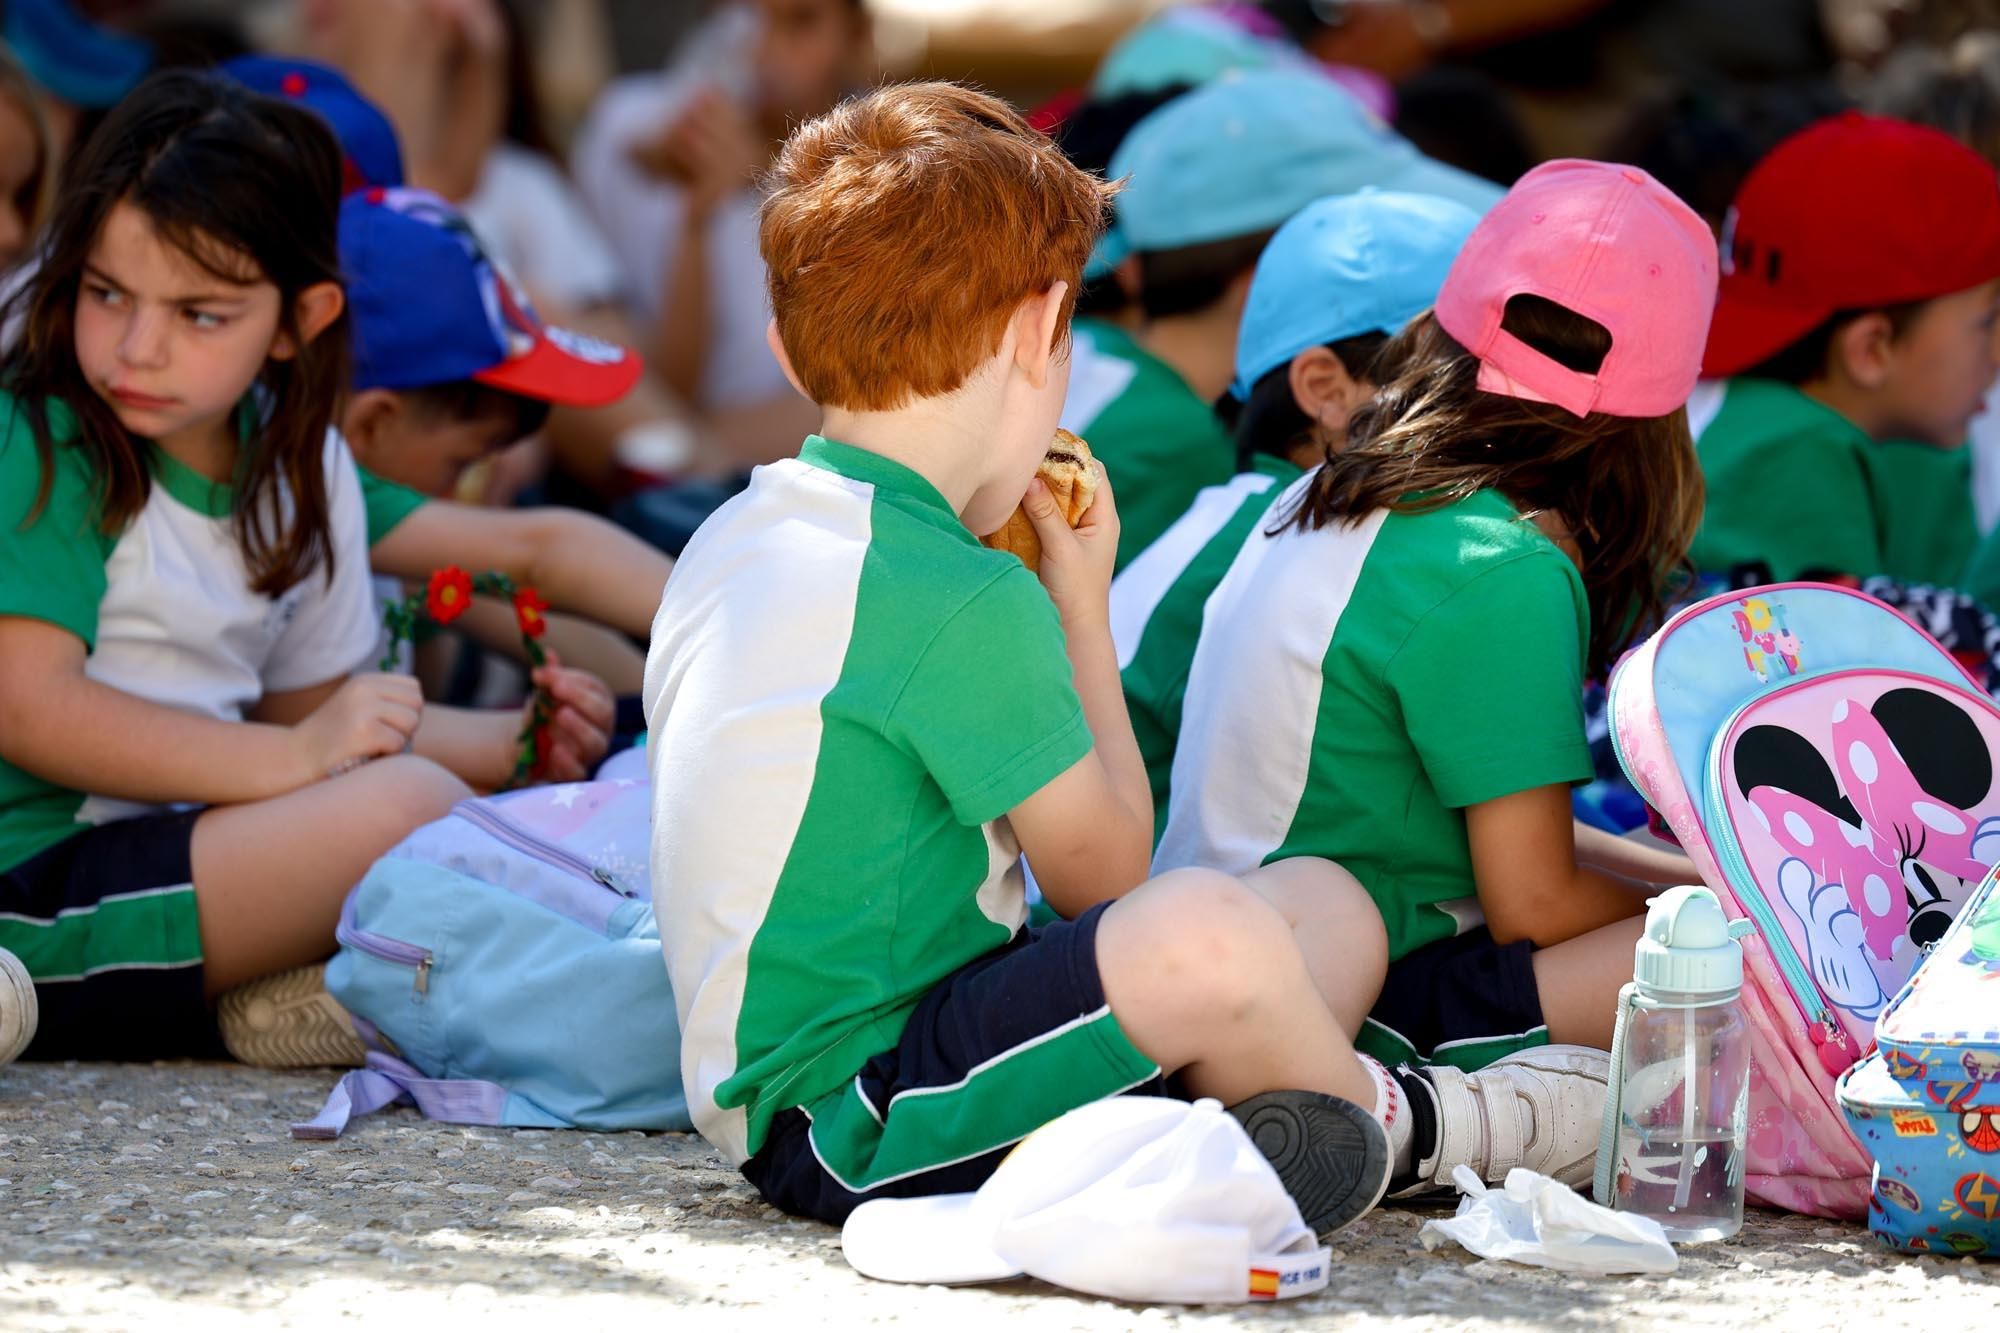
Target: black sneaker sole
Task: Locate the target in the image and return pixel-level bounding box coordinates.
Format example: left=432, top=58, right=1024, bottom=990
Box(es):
left=1228, top=1090, right=1392, bottom=1237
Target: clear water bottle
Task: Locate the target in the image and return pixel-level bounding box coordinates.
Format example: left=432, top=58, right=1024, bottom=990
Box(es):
left=1595, top=886, right=1755, bottom=1243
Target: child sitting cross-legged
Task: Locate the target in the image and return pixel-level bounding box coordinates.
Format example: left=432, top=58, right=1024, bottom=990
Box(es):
left=645, top=81, right=1573, bottom=1233
left=0, top=73, right=474, bottom=1067
left=1159, top=161, right=1720, bottom=1196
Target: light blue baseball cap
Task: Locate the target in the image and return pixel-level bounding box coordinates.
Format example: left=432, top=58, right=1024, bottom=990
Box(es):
left=1230, top=190, right=1479, bottom=399
left=1091, top=7, right=1310, bottom=98
left=5, top=0, right=151, bottom=109
left=1107, top=70, right=1503, bottom=258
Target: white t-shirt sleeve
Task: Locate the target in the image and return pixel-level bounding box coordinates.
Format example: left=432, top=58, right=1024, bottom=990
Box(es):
left=463, top=145, right=627, bottom=314
left=262, top=433, right=382, bottom=692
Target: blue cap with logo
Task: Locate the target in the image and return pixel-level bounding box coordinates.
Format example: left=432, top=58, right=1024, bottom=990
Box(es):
left=1107, top=70, right=1501, bottom=259
left=5, top=0, right=151, bottom=109
left=1231, top=190, right=1479, bottom=399
left=340, top=188, right=641, bottom=405
left=221, top=56, right=405, bottom=194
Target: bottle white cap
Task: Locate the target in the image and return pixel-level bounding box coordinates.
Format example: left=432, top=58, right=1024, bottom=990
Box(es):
left=1633, top=885, right=1754, bottom=997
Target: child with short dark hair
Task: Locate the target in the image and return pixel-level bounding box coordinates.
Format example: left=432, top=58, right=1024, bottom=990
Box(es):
left=1871, top=37, right=2000, bottom=606
left=1691, top=114, right=2000, bottom=585
left=336, top=188, right=674, bottom=669
left=1112, top=189, right=1479, bottom=837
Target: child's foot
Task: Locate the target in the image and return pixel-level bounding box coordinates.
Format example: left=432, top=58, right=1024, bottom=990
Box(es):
left=1228, top=1089, right=1393, bottom=1236
left=0, top=947, right=36, bottom=1065
left=1395, top=1045, right=1610, bottom=1196
left=217, top=964, right=368, bottom=1069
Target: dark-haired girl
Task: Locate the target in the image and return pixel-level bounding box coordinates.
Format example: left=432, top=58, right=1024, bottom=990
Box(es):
left=1158, top=161, right=1719, bottom=1194
left=0, top=72, right=471, bottom=1063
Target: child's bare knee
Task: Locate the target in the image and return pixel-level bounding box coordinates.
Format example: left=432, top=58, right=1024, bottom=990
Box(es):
left=1136, top=869, right=1295, bottom=995
left=364, top=755, right=471, bottom=823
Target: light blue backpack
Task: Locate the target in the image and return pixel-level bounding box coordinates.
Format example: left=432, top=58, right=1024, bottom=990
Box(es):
left=290, top=774, right=691, bottom=1139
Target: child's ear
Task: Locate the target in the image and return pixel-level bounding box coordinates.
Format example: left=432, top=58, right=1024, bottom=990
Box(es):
left=1113, top=255, right=1141, bottom=305
left=765, top=318, right=814, bottom=402
left=1012, top=281, right=1070, bottom=390
left=270, top=281, right=347, bottom=361
left=1831, top=310, right=1897, bottom=391
left=1220, top=265, right=1257, bottom=322
left=1288, top=346, right=1368, bottom=437
left=340, top=388, right=403, bottom=469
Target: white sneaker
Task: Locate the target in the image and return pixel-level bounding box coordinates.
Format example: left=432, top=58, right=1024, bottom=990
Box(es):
left=1399, top=1045, right=1610, bottom=1194
left=0, top=947, right=36, bottom=1065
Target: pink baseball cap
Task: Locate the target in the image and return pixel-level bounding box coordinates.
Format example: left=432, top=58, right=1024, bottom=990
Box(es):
left=1434, top=159, right=1718, bottom=419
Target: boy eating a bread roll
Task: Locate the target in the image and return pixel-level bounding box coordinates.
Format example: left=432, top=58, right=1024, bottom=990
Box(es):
left=643, top=81, right=1408, bottom=1235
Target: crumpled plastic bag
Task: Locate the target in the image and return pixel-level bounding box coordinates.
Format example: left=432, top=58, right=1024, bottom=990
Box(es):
left=1417, top=1166, right=1678, bottom=1275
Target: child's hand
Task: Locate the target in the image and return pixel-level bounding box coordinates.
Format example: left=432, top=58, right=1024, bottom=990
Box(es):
left=294, top=673, right=424, bottom=780
left=1025, top=462, right=1119, bottom=630
left=641, top=87, right=762, bottom=218
left=529, top=656, right=615, bottom=783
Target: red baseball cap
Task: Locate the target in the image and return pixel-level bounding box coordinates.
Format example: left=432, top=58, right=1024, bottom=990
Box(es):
left=1704, top=112, right=2000, bottom=379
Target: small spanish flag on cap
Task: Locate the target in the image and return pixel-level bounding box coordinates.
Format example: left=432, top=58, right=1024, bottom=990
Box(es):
left=1248, top=1268, right=1281, bottom=1300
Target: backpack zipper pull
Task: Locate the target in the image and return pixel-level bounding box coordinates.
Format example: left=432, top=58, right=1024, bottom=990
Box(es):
left=591, top=866, right=633, bottom=897
left=414, top=953, right=433, bottom=997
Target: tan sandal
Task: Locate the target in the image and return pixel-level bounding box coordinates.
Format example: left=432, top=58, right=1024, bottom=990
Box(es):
left=217, top=963, right=368, bottom=1069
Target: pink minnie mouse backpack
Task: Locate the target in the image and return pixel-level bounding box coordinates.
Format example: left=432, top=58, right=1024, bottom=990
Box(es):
left=1610, top=583, right=2000, bottom=1218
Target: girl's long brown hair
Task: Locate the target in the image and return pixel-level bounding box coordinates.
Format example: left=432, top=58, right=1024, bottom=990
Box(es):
left=3, top=70, right=350, bottom=596
left=1279, top=297, right=1704, bottom=676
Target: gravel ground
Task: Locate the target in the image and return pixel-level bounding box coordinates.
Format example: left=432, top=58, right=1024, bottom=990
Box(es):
left=0, top=1060, right=1993, bottom=1331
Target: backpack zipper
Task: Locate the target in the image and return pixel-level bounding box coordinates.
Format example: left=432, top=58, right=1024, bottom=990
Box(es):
left=450, top=798, right=635, bottom=897
left=334, top=898, right=435, bottom=1000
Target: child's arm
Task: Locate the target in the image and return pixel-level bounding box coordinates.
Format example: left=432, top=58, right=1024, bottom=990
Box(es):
left=369, top=501, right=673, bottom=642
left=1467, top=785, right=1653, bottom=947
left=1, top=618, right=420, bottom=802
left=1008, top=471, right=1155, bottom=917
left=449, top=600, right=646, bottom=697
left=1572, top=820, right=1697, bottom=886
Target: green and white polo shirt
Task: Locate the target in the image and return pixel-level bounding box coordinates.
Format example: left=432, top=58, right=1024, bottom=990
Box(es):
left=1691, top=376, right=1981, bottom=587
left=1156, top=482, right=1593, bottom=968
left=1110, top=454, right=1302, bottom=840
left=1061, top=318, right=1237, bottom=572
left=645, top=435, right=1156, bottom=1177
left=0, top=394, right=377, bottom=968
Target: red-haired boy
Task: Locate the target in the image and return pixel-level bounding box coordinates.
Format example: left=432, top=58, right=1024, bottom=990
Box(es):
left=644, top=83, right=1401, bottom=1231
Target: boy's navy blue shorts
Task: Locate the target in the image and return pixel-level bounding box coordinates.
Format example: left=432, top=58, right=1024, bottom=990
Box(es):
left=1360, top=926, right=1549, bottom=1073
left=743, top=901, right=1166, bottom=1225
left=0, top=811, right=225, bottom=1061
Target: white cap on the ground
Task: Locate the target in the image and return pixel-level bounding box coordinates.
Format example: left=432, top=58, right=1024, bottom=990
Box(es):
left=840, top=1097, right=1332, bottom=1304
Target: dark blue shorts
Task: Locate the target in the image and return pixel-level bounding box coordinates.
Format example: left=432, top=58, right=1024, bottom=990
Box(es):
left=743, top=901, right=1166, bottom=1224
left=1360, top=926, right=1548, bottom=1073
left=0, top=812, right=225, bottom=1061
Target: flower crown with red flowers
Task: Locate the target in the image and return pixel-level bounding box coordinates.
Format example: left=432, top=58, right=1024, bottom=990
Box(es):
left=381, top=567, right=553, bottom=789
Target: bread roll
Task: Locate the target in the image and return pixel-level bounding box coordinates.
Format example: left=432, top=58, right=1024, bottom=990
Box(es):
left=982, top=430, right=1098, bottom=573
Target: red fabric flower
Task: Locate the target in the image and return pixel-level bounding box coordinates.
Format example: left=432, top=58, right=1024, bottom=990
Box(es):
left=513, top=586, right=550, bottom=639
left=425, top=566, right=473, bottom=624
